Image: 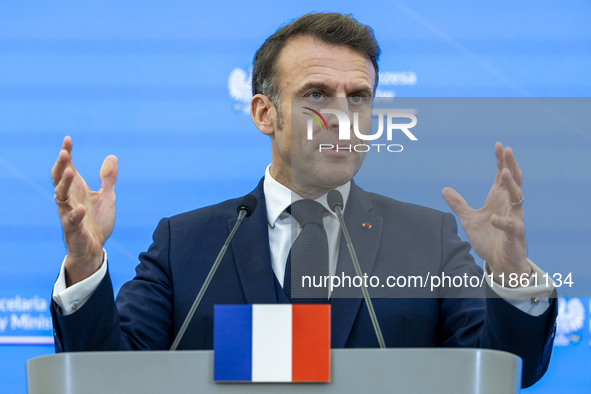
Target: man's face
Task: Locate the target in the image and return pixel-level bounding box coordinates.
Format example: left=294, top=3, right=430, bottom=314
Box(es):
left=269, top=35, right=375, bottom=198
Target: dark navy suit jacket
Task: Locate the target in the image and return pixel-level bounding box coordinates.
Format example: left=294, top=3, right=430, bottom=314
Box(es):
left=51, top=178, right=557, bottom=388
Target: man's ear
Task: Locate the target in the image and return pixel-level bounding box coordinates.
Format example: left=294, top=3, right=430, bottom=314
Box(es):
left=251, top=94, right=276, bottom=136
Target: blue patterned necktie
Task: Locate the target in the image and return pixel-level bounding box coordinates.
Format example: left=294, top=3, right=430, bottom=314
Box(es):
left=283, top=199, right=329, bottom=304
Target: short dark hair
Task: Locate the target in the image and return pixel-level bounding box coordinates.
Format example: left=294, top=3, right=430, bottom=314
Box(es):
left=252, top=12, right=381, bottom=114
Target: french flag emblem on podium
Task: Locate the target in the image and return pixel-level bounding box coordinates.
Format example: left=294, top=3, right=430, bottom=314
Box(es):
left=214, top=304, right=331, bottom=382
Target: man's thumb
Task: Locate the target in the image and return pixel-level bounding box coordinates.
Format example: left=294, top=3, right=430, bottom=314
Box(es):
left=442, top=187, right=471, bottom=218
left=100, top=155, right=118, bottom=192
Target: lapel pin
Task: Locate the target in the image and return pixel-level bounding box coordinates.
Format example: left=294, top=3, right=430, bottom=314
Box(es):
left=362, top=222, right=372, bottom=229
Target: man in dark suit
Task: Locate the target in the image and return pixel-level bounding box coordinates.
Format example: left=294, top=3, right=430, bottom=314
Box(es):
left=50, top=13, right=557, bottom=388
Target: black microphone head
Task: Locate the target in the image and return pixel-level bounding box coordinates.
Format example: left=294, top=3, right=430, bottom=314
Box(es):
left=327, top=190, right=344, bottom=212
left=237, top=194, right=258, bottom=217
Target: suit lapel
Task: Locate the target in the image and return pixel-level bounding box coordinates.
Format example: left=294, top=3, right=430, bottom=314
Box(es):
left=229, top=178, right=277, bottom=304
left=331, top=182, right=384, bottom=348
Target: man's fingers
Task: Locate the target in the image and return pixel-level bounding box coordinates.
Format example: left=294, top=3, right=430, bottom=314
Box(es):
left=493, top=142, right=504, bottom=184
left=62, top=135, right=72, bottom=154
left=51, top=136, right=75, bottom=186
left=99, top=155, right=118, bottom=192
left=503, top=146, right=523, bottom=186
left=495, top=142, right=504, bottom=168
left=501, top=168, right=524, bottom=206
left=55, top=167, right=76, bottom=223
left=51, top=149, right=70, bottom=186
left=490, top=214, right=524, bottom=237
left=494, top=142, right=523, bottom=187
left=55, top=167, right=74, bottom=202
left=442, top=187, right=473, bottom=219
left=66, top=204, right=86, bottom=227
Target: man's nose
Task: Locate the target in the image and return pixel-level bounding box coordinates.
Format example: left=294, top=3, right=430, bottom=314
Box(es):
left=325, top=98, right=351, bottom=132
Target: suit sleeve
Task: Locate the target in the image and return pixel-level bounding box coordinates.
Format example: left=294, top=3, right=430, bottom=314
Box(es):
left=51, top=218, right=174, bottom=352
left=437, top=213, right=558, bottom=388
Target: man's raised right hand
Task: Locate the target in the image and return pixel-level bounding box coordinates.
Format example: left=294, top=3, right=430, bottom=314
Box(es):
left=51, top=136, right=118, bottom=287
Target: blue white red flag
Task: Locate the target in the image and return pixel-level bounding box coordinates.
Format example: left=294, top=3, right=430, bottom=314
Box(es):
left=214, top=304, right=331, bottom=382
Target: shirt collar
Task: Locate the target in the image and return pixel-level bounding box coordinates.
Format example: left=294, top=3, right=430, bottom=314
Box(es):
left=263, top=164, right=351, bottom=227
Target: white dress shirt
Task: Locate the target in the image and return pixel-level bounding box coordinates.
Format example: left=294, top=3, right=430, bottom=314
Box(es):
left=53, top=165, right=555, bottom=316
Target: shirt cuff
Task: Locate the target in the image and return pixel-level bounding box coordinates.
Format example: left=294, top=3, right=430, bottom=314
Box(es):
left=52, top=250, right=108, bottom=315
left=484, top=259, right=556, bottom=317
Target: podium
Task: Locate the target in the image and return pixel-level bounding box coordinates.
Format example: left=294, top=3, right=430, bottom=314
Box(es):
left=27, top=348, right=522, bottom=393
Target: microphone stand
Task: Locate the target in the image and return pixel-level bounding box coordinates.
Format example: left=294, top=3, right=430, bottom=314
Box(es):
left=329, top=190, right=386, bottom=349
left=170, top=204, right=252, bottom=351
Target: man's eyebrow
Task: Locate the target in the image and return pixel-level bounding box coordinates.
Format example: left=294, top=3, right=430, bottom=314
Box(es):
left=351, top=86, right=374, bottom=96
left=293, top=82, right=374, bottom=97
left=293, top=82, right=332, bottom=97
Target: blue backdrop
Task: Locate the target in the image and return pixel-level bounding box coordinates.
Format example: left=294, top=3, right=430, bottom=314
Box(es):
left=0, top=1, right=589, bottom=392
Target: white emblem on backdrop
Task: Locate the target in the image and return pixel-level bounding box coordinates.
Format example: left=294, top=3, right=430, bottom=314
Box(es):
left=376, top=71, right=417, bottom=98
left=228, top=68, right=417, bottom=114
left=228, top=67, right=253, bottom=115
left=555, top=297, right=585, bottom=346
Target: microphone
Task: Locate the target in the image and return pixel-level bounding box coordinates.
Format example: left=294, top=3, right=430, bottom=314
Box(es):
left=170, top=194, right=258, bottom=350
left=327, top=189, right=344, bottom=212
left=327, top=190, right=386, bottom=349
left=237, top=193, right=257, bottom=218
